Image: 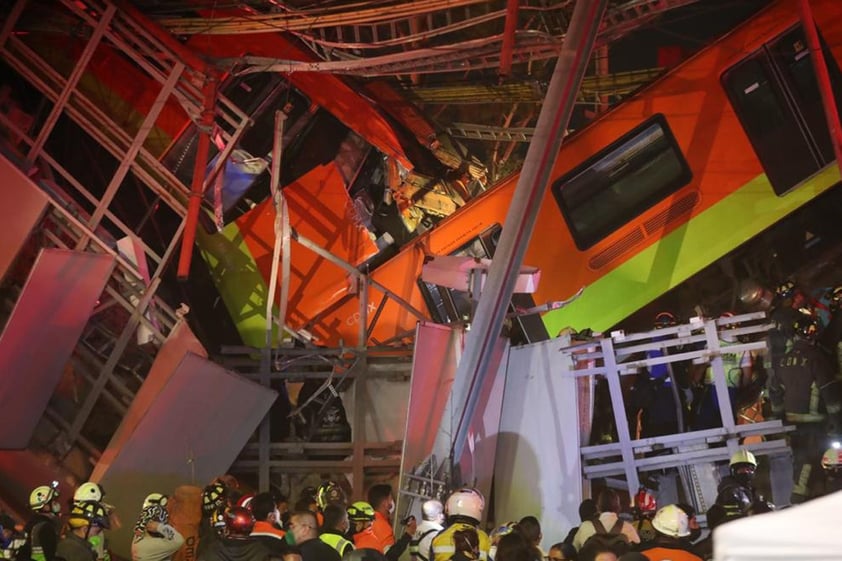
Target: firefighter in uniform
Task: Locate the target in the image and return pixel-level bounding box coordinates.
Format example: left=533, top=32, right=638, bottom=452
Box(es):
left=769, top=311, right=842, bottom=503
left=430, top=489, right=490, bottom=561
left=716, top=448, right=758, bottom=503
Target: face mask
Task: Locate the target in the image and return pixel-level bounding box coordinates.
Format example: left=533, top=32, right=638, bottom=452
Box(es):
left=285, top=532, right=296, bottom=546
left=51, top=502, right=61, bottom=515
left=387, top=501, right=395, bottom=515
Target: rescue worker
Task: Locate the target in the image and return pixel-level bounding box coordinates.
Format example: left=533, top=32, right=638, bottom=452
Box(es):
left=637, top=505, right=702, bottom=561
left=409, top=500, right=444, bottom=561
left=287, top=511, right=340, bottom=561
left=20, top=483, right=62, bottom=561
left=627, top=312, right=685, bottom=439
left=200, top=507, right=273, bottom=561
left=716, top=450, right=759, bottom=508
left=249, top=492, right=287, bottom=556
left=691, top=313, right=752, bottom=430
left=316, top=482, right=346, bottom=512
left=73, top=483, right=112, bottom=561
left=348, top=502, right=381, bottom=552
left=319, top=503, right=353, bottom=558
left=769, top=310, right=842, bottom=503
left=0, top=513, right=24, bottom=561
left=131, top=494, right=184, bottom=561
left=57, top=503, right=109, bottom=561
left=630, top=489, right=657, bottom=544
left=198, top=482, right=228, bottom=559
left=430, top=489, right=490, bottom=561
left=367, top=484, right=415, bottom=559
left=821, top=446, right=842, bottom=495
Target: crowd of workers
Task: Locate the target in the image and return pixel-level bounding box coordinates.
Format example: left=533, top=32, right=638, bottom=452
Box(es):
left=3, top=462, right=842, bottom=561
left=1, top=279, right=841, bottom=561
left=612, top=277, right=842, bottom=504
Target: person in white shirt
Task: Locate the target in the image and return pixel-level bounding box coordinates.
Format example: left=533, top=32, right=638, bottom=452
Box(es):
left=409, top=500, right=444, bottom=561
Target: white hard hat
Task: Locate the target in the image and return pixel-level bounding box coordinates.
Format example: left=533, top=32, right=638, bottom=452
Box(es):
left=421, top=499, right=444, bottom=522
left=729, top=449, right=757, bottom=468
left=29, top=484, right=59, bottom=510
left=74, top=482, right=105, bottom=503
left=445, top=488, right=484, bottom=523
left=652, top=504, right=690, bottom=538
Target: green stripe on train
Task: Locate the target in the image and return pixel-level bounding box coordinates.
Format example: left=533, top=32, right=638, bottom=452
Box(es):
left=543, top=166, right=840, bottom=335
left=197, top=221, right=276, bottom=348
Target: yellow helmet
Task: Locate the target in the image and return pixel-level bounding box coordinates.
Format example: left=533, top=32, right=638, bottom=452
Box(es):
left=729, top=449, right=757, bottom=468
left=347, top=501, right=375, bottom=522
left=68, top=501, right=110, bottom=529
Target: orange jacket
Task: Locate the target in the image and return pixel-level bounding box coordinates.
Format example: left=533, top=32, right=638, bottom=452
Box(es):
left=250, top=521, right=285, bottom=539
left=371, top=512, right=395, bottom=552
left=642, top=546, right=703, bottom=561
left=354, top=527, right=383, bottom=553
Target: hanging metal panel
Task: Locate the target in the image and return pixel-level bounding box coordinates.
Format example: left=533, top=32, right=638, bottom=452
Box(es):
left=93, top=350, right=277, bottom=560
left=0, top=154, right=49, bottom=282
left=0, top=249, right=115, bottom=448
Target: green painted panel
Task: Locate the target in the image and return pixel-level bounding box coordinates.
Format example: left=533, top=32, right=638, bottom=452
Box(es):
left=198, top=223, right=275, bottom=348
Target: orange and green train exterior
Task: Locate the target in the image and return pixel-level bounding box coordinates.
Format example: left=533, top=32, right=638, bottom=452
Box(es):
left=45, top=0, right=835, bottom=348
left=199, top=0, right=842, bottom=348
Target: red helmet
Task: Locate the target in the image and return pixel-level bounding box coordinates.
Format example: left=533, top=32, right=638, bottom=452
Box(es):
left=236, top=493, right=256, bottom=511
left=634, top=489, right=657, bottom=514
left=225, top=506, right=255, bottom=536
left=654, top=312, right=676, bottom=329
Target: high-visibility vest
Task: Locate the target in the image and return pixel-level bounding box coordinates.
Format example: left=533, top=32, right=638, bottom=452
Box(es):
left=430, top=523, right=490, bottom=561
left=320, top=533, right=354, bottom=557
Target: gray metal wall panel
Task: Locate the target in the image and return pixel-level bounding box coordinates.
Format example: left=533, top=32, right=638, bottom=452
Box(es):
left=0, top=155, right=49, bottom=282
left=97, top=351, right=277, bottom=559
left=0, top=249, right=115, bottom=448
left=494, top=338, right=583, bottom=552
left=92, top=319, right=208, bottom=479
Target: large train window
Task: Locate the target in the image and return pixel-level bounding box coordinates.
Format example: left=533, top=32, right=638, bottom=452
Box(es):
left=722, top=26, right=842, bottom=195
left=551, top=114, right=692, bottom=250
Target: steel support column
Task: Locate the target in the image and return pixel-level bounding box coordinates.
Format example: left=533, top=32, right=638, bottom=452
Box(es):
left=177, top=79, right=217, bottom=279
left=450, top=0, right=609, bottom=461
left=499, top=0, right=519, bottom=78
left=799, top=0, right=842, bottom=171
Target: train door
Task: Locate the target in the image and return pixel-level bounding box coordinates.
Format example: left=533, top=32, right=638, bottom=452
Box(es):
left=722, top=25, right=842, bottom=195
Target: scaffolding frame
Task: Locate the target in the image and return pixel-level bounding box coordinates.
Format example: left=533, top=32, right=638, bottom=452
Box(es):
left=560, top=312, right=793, bottom=510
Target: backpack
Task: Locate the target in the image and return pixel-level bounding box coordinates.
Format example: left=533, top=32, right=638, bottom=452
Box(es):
left=580, top=518, right=630, bottom=556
